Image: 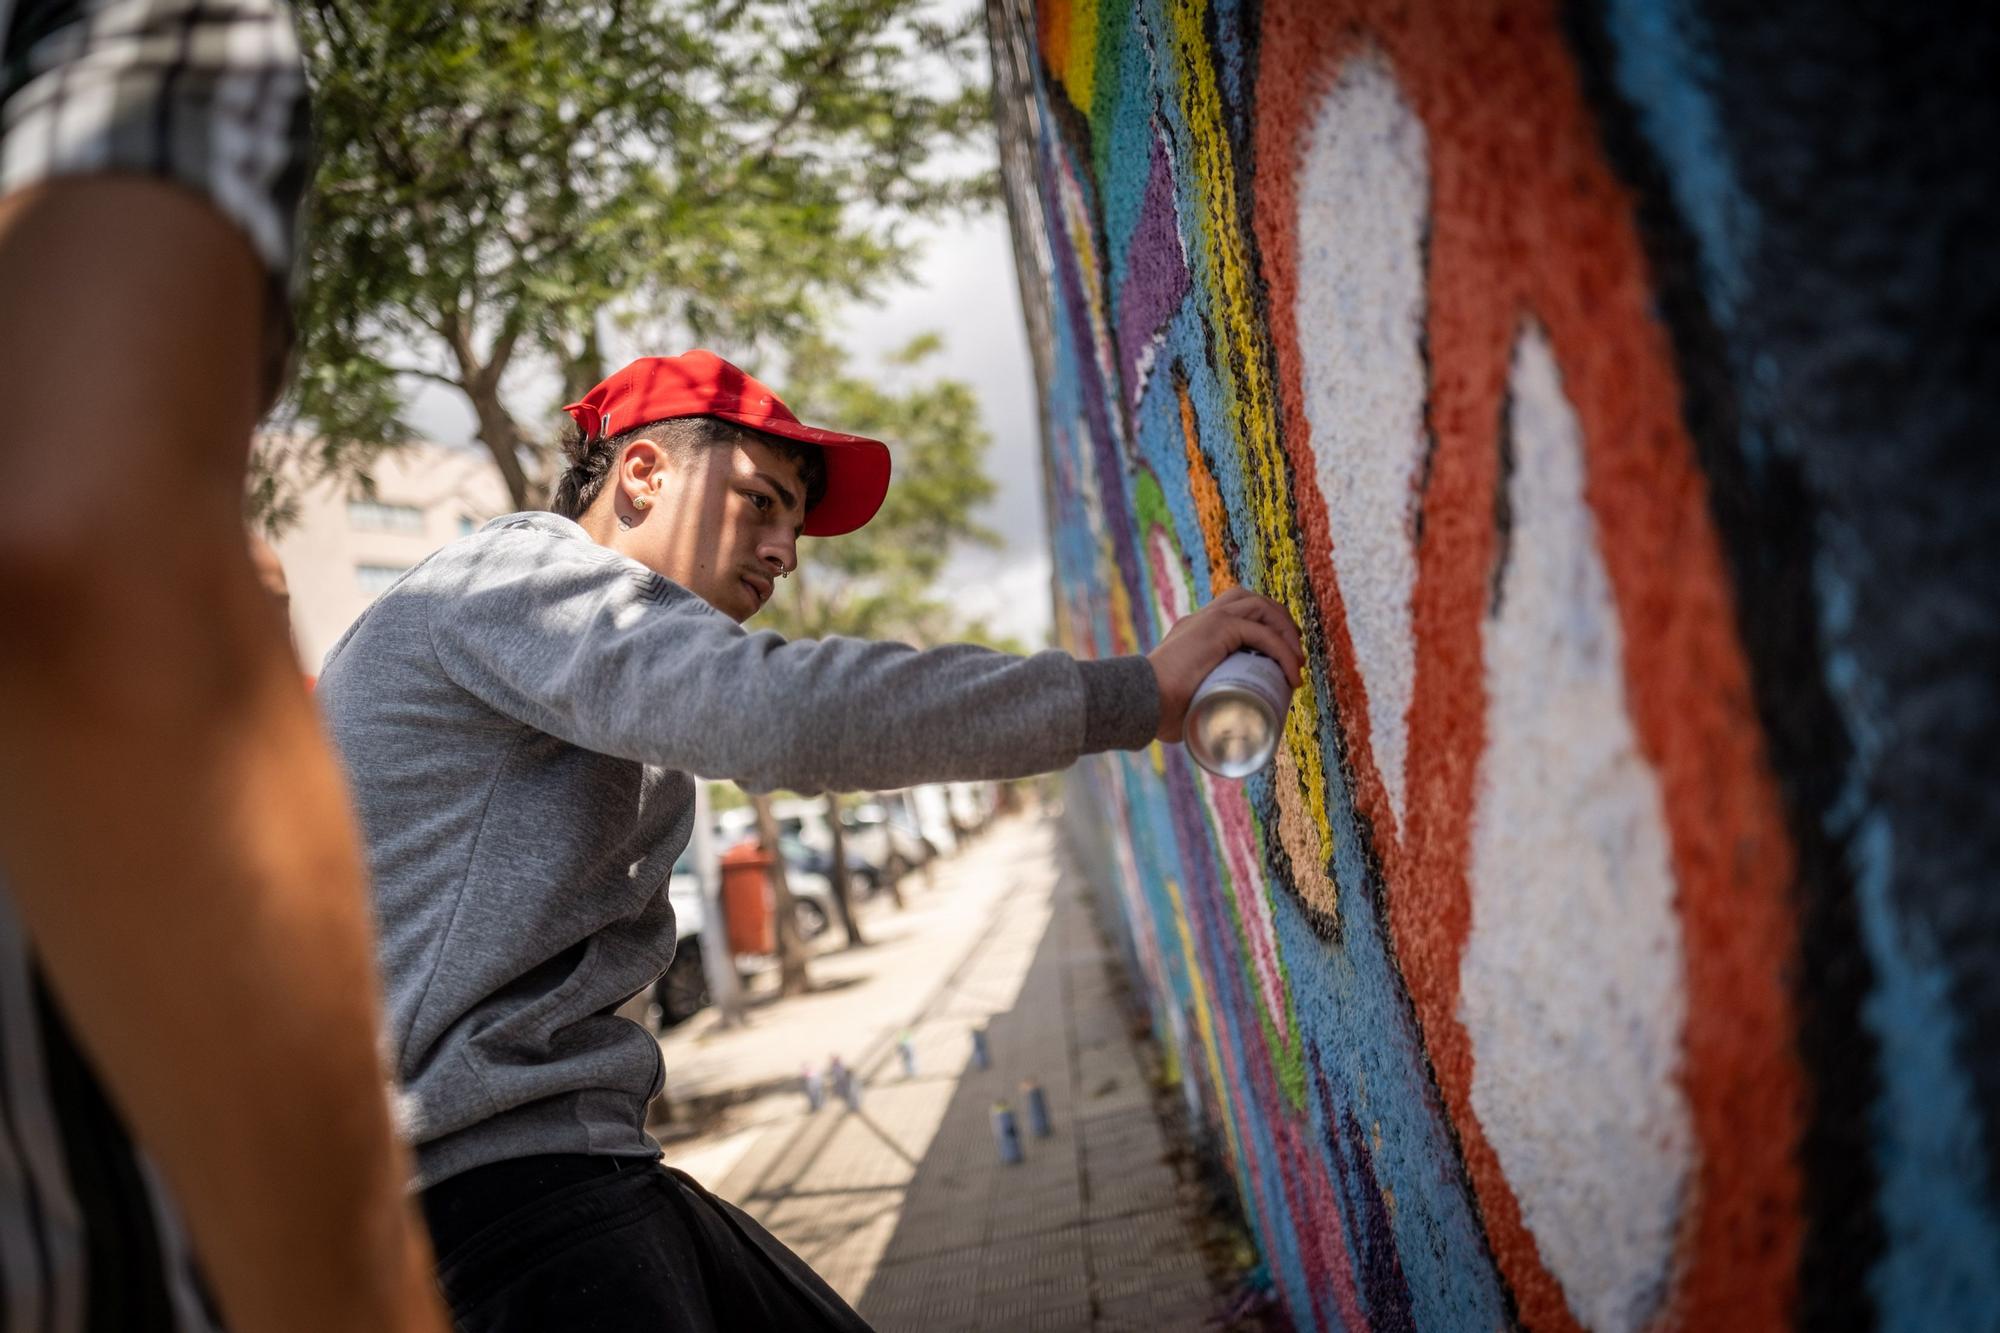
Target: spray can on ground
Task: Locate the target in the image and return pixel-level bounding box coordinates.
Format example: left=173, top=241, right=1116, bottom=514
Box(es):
left=1021, top=1079, right=1053, bottom=1138
left=802, top=1063, right=825, bottom=1111
left=1185, top=651, right=1292, bottom=778
left=970, top=1027, right=991, bottom=1071
left=991, top=1102, right=1024, bottom=1164
left=897, top=1031, right=918, bottom=1079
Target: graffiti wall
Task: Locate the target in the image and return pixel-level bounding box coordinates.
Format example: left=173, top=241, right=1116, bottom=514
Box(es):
left=987, top=1, right=1999, bottom=1328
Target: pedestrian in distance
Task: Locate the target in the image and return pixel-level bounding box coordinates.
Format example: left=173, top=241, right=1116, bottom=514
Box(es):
left=0, top=2, right=448, bottom=1329
left=317, top=348, right=1304, bottom=1330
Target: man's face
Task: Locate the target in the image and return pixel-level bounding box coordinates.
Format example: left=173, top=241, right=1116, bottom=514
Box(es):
left=626, top=429, right=808, bottom=623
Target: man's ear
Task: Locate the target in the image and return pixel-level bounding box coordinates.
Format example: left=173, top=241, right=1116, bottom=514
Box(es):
left=616, top=437, right=666, bottom=501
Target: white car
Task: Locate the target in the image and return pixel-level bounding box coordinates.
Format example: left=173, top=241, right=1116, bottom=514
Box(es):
left=836, top=805, right=934, bottom=879
left=714, top=798, right=935, bottom=882
left=651, top=849, right=836, bottom=1028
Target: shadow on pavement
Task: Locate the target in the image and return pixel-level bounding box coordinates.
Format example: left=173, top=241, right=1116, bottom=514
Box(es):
left=848, top=863, right=1219, bottom=1330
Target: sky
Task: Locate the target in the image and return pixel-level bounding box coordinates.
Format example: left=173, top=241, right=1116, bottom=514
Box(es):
left=830, top=212, right=1054, bottom=649
left=399, top=206, right=1056, bottom=649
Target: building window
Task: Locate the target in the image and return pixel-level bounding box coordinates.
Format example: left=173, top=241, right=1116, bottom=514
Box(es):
left=355, top=563, right=412, bottom=597
left=347, top=499, right=425, bottom=534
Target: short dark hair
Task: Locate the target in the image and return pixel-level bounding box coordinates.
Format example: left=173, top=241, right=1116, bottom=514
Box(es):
left=549, top=416, right=828, bottom=521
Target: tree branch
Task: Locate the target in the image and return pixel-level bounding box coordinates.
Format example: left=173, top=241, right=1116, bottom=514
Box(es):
left=477, top=306, right=528, bottom=395
left=381, top=362, right=465, bottom=390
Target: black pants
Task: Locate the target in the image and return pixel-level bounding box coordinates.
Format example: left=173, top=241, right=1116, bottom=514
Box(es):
left=421, top=1154, right=874, bottom=1332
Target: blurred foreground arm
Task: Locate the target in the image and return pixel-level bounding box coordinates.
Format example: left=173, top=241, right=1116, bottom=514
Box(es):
left=0, top=181, right=445, bottom=1331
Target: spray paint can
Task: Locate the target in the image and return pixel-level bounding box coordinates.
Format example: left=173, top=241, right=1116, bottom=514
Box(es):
left=991, top=1102, right=1024, bottom=1164
left=897, top=1032, right=918, bottom=1079
left=970, top=1027, right=991, bottom=1071
left=840, top=1067, right=864, bottom=1111
left=1021, top=1079, right=1052, bottom=1138
left=802, top=1063, right=825, bottom=1111
left=826, top=1056, right=848, bottom=1106
left=1185, top=651, right=1292, bottom=778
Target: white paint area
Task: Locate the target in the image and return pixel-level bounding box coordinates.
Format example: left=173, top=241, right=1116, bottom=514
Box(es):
left=1293, top=52, right=1430, bottom=829
left=1459, top=330, right=1694, bottom=1333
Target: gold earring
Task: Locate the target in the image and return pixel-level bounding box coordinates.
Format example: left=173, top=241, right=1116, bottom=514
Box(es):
left=633, top=495, right=649, bottom=510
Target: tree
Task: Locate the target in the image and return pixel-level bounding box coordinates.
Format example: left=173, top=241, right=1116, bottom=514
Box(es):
left=759, top=334, right=1003, bottom=942
left=751, top=793, right=813, bottom=997
left=266, top=0, right=993, bottom=519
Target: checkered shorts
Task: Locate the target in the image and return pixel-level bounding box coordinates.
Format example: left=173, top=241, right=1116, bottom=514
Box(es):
left=0, top=0, right=312, bottom=385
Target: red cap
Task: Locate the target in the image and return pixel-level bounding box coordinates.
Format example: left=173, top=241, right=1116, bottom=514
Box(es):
left=562, top=350, right=891, bottom=537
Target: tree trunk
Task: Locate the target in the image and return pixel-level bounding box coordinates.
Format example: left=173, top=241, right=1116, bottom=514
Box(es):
left=869, top=791, right=907, bottom=910
left=824, top=792, right=864, bottom=948
left=691, top=782, right=745, bottom=1027
left=560, top=318, right=607, bottom=407
left=752, top=793, right=811, bottom=996
left=443, top=311, right=538, bottom=512
left=467, top=385, right=536, bottom=512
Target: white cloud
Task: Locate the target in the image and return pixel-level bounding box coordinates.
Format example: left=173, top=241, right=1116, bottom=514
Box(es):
left=935, top=547, right=1054, bottom=649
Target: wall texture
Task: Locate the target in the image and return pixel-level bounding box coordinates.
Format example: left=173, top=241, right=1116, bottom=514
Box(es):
left=986, top=2, right=1999, bottom=1329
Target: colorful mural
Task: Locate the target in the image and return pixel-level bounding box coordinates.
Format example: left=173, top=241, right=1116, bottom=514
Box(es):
left=987, top=1, right=2000, bottom=1329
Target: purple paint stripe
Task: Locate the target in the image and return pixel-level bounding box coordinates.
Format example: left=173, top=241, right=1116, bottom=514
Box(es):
left=1115, top=134, right=1193, bottom=401
left=1315, top=1054, right=1418, bottom=1332
left=1041, top=151, right=1150, bottom=637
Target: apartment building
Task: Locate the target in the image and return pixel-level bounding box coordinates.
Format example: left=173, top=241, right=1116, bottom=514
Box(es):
left=267, top=440, right=515, bottom=670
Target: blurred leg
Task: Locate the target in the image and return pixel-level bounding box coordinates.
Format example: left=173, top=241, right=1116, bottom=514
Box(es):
left=0, top=178, right=443, bottom=1332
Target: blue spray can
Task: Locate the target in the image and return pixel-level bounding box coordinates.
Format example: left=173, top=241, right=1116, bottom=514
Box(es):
left=802, top=1064, right=825, bottom=1111
left=991, top=1102, right=1024, bottom=1165
left=970, top=1027, right=991, bottom=1071
left=1022, top=1079, right=1052, bottom=1138
left=897, top=1031, right=918, bottom=1079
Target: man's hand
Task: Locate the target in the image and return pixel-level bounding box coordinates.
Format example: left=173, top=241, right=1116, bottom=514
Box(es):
left=1147, top=588, right=1304, bottom=743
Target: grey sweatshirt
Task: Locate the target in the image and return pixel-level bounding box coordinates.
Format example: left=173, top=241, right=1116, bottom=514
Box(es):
left=317, top=512, right=1158, bottom=1189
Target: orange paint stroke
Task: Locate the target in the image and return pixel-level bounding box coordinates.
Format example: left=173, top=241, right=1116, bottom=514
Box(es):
left=1178, top=374, right=1238, bottom=592
left=1249, top=1, right=1805, bottom=1328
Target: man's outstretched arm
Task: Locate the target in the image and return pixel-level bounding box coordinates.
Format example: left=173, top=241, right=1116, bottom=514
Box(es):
left=0, top=180, right=445, bottom=1331
left=417, top=525, right=1305, bottom=793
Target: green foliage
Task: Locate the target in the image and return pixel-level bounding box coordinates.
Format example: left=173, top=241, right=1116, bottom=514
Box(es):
left=760, top=335, right=1002, bottom=647
left=263, top=0, right=994, bottom=520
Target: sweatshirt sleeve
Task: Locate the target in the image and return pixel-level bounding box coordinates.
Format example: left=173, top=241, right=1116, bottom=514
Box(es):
left=424, top=526, right=1158, bottom=793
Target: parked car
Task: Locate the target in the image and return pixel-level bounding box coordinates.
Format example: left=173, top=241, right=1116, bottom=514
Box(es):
left=654, top=857, right=712, bottom=1028
left=649, top=848, right=839, bottom=1029
left=778, top=831, right=878, bottom=899
left=837, top=804, right=935, bottom=879
left=714, top=798, right=909, bottom=887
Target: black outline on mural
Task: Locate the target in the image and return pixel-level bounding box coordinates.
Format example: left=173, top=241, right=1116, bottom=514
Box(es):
left=1558, top=3, right=1887, bottom=1324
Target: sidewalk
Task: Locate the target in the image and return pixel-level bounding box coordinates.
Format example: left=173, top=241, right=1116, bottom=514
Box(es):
left=655, top=814, right=1228, bottom=1330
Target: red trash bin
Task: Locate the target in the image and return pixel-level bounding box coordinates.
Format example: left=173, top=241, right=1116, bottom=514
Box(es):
left=719, top=841, right=776, bottom=956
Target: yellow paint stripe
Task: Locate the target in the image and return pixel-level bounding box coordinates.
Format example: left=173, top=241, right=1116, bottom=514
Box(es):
left=1067, top=0, right=1099, bottom=114
left=1163, top=0, right=1335, bottom=861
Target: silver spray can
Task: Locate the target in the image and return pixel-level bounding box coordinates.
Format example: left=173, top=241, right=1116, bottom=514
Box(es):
left=1184, top=651, right=1291, bottom=778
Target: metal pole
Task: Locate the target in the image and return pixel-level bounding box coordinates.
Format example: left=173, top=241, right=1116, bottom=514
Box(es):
left=693, top=783, right=745, bottom=1026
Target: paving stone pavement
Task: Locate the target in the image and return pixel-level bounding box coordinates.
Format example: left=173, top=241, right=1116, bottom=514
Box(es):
left=663, top=814, right=1226, bottom=1331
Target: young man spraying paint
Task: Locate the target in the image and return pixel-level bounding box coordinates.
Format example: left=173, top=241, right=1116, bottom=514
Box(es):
left=317, top=351, right=1303, bottom=1329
